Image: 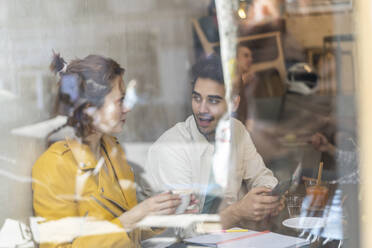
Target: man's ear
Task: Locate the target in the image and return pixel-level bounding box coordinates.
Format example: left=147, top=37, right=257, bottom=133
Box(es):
left=232, top=95, right=240, bottom=112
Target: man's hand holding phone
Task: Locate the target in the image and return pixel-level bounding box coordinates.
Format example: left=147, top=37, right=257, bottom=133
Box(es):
left=234, top=187, right=280, bottom=221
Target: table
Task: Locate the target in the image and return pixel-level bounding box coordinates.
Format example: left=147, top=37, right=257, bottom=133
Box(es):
left=145, top=183, right=348, bottom=248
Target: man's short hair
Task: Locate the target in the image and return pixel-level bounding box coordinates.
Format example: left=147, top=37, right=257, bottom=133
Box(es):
left=191, top=55, right=224, bottom=89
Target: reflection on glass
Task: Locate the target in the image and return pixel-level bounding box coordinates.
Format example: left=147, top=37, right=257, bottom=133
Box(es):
left=0, top=0, right=361, bottom=247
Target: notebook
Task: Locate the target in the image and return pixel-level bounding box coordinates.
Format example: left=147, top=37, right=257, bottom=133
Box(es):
left=184, top=229, right=309, bottom=248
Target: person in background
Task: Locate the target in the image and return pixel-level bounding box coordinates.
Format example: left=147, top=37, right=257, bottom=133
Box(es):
left=32, top=53, right=181, bottom=247
left=309, top=132, right=359, bottom=184
left=235, top=43, right=257, bottom=129
left=143, top=55, right=283, bottom=232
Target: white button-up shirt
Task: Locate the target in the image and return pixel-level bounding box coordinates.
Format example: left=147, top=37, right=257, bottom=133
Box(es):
left=143, top=115, right=278, bottom=212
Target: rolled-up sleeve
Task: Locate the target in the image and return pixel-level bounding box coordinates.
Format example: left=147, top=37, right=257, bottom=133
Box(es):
left=241, top=130, right=278, bottom=190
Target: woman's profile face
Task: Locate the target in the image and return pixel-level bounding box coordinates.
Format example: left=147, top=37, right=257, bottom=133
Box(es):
left=237, top=46, right=253, bottom=73
left=90, top=76, right=129, bottom=134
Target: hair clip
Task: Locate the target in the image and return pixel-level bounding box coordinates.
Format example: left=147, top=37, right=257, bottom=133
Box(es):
left=60, top=74, right=81, bottom=103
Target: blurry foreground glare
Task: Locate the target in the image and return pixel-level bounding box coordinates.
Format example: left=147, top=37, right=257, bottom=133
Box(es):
left=238, top=8, right=247, bottom=19
left=136, top=214, right=220, bottom=229
left=123, top=79, right=138, bottom=110
left=11, top=116, right=68, bottom=139
left=30, top=217, right=125, bottom=244
left=0, top=89, right=16, bottom=101
left=213, top=117, right=231, bottom=189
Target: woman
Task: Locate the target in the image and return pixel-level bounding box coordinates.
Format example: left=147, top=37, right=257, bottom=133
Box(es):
left=32, top=53, right=181, bottom=247
left=235, top=43, right=257, bottom=130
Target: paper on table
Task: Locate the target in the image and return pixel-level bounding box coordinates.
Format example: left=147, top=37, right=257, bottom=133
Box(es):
left=184, top=228, right=309, bottom=248
left=0, top=219, right=34, bottom=248
left=136, top=214, right=220, bottom=228
left=184, top=229, right=253, bottom=247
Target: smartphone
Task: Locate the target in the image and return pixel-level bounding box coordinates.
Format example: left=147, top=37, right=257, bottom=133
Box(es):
left=271, top=180, right=291, bottom=196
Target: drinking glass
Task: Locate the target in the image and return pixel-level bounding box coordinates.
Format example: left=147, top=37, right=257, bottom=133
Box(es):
left=286, top=194, right=304, bottom=218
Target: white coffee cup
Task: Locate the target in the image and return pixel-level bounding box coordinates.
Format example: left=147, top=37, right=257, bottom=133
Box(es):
left=172, top=189, right=192, bottom=214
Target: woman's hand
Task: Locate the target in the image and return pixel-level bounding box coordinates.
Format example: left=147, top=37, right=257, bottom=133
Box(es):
left=242, top=71, right=256, bottom=85
left=119, top=192, right=181, bottom=230
left=309, top=133, right=336, bottom=155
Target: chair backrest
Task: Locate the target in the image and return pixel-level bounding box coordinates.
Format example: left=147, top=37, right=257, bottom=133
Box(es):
left=316, top=51, right=337, bottom=95
left=191, top=18, right=219, bottom=56
left=192, top=20, right=287, bottom=95
left=321, top=34, right=355, bottom=95
left=238, top=32, right=286, bottom=86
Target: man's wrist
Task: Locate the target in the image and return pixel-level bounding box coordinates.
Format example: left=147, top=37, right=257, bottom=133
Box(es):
left=220, top=202, right=241, bottom=229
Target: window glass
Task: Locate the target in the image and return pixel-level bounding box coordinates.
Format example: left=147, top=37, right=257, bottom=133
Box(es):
left=0, top=0, right=361, bottom=247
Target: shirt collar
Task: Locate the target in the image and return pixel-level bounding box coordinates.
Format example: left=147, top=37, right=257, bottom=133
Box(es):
left=186, top=115, right=216, bottom=155
left=187, top=115, right=209, bottom=143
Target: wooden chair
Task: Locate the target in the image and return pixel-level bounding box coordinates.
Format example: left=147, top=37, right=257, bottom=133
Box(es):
left=191, top=18, right=219, bottom=56
left=322, top=34, right=355, bottom=95
left=238, top=32, right=286, bottom=86
left=192, top=18, right=287, bottom=89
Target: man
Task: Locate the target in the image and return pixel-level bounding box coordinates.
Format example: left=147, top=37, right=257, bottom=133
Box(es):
left=143, top=55, right=281, bottom=229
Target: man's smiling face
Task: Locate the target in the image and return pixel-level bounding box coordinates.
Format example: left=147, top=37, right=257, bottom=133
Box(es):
left=192, top=77, right=227, bottom=139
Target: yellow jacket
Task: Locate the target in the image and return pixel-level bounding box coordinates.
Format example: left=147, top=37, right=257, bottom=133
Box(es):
left=32, top=135, right=157, bottom=248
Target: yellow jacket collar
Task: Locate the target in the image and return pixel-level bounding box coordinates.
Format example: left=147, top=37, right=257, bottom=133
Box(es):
left=66, top=138, right=98, bottom=170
